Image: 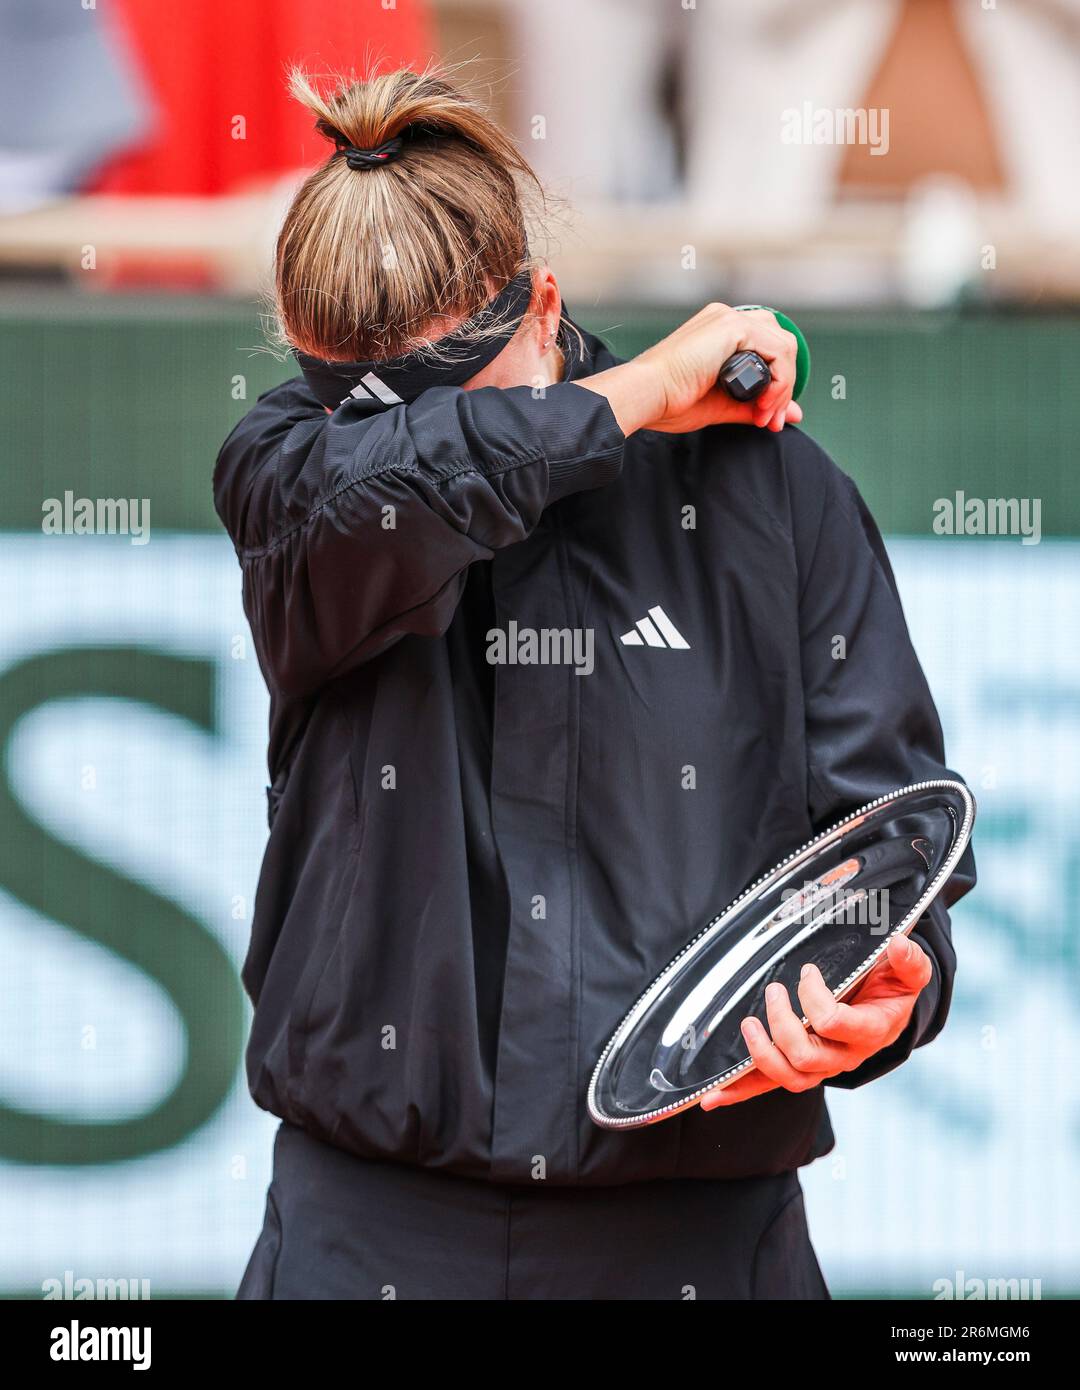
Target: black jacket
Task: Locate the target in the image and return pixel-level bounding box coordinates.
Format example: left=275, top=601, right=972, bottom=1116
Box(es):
left=213, top=319, right=976, bottom=1187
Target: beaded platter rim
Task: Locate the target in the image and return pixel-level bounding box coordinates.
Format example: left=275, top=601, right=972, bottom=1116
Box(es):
left=586, top=779, right=975, bottom=1130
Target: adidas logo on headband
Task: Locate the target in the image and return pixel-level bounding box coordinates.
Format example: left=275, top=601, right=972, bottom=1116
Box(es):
left=293, top=270, right=536, bottom=412
left=342, top=372, right=404, bottom=407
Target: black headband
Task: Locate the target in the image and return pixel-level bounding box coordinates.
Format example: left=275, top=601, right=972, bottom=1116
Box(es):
left=293, top=270, right=537, bottom=412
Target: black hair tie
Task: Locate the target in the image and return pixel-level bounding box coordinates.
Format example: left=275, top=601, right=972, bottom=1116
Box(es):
left=339, top=136, right=404, bottom=171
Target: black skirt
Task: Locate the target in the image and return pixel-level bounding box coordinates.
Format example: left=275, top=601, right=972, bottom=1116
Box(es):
left=237, top=1121, right=830, bottom=1301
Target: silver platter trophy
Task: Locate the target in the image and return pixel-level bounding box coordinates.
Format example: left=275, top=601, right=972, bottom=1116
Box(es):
left=588, top=780, right=975, bottom=1130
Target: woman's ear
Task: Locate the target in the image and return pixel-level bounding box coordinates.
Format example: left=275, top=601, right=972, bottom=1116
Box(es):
left=533, top=266, right=562, bottom=348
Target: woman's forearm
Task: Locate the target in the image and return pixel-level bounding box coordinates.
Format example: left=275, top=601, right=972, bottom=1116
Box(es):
left=576, top=358, right=667, bottom=437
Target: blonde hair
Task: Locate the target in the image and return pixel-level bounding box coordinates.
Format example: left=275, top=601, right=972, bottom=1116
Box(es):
left=272, top=62, right=556, bottom=364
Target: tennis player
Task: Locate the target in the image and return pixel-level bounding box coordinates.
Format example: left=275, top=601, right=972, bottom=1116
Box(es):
left=215, top=65, right=976, bottom=1300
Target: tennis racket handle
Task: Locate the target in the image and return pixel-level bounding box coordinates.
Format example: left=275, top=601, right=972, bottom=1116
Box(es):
left=718, top=349, right=771, bottom=402
left=718, top=307, right=811, bottom=403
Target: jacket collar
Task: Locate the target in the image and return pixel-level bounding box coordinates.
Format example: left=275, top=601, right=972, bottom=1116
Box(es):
left=560, top=309, right=620, bottom=383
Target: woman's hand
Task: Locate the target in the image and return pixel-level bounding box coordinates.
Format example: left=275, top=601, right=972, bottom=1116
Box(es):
left=698, top=933, right=935, bottom=1109
left=579, top=303, right=803, bottom=437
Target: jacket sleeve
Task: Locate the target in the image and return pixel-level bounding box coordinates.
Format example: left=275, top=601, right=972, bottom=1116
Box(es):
left=786, top=433, right=977, bottom=1088
left=213, top=377, right=627, bottom=697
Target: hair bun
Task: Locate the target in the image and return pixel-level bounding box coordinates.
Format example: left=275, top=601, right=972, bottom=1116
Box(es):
left=274, top=62, right=545, bottom=364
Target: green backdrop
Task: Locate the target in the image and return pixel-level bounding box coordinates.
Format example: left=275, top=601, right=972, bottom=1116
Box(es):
left=2, top=291, right=1077, bottom=538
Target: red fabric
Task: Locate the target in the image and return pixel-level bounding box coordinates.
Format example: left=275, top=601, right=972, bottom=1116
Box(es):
left=89, top=0, right=436, bottom=196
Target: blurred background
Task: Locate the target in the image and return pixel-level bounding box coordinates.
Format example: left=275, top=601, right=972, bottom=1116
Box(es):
left=0, top=0, right=1077, bottom=1298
